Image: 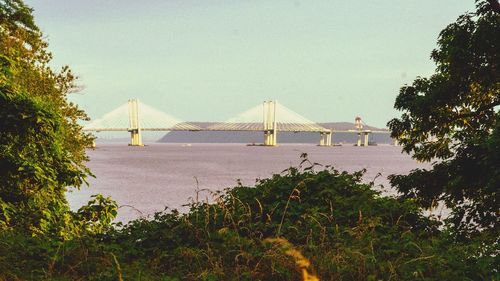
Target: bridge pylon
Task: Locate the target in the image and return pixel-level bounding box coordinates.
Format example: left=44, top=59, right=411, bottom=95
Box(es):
left=128, top=98, right=144, bottom=146
left=263, top=100, right=277, bottom=146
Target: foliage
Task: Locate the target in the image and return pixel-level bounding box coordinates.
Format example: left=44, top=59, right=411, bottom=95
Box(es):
left=1, top=161, right=496, bottom=280
left=0, top=0, right=108, bottom=235
left=1, top=0, right=498, bottom=280
left=1, top=0, right=92, bottom=168
left=387, top=0, right=500, bottom=236
left=0, top=62, right=72, bottom=233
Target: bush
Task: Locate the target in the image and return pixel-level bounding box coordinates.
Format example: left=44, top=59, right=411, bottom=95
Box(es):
left=1, top=158, right=496, bottom=280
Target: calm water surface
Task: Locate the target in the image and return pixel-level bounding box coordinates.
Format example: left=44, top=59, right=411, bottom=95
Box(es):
left=67, top=143, right=429, bottom=222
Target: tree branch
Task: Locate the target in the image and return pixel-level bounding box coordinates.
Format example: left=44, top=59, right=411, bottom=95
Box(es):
left=486, top=0, right=500, bottom=14
left=455, top=100, right=500, bottom=119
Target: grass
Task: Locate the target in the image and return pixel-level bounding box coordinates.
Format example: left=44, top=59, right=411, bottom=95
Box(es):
left=0, top=157, right=497, bottom=280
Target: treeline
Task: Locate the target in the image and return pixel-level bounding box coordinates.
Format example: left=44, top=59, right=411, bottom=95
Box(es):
left=0, top=0, right=498, bottom=280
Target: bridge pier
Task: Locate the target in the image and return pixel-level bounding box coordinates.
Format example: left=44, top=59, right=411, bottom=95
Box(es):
left=356, top=131, right=371, bottom=146
left=319, top=130, right=332, bottom=146
left=129, top=129, right=142, bottom=146
left=263, top=100, right=277, bottom=146
left=128, top=99, right=144, bottom=146
left=264, top=131, right=276, bottom=146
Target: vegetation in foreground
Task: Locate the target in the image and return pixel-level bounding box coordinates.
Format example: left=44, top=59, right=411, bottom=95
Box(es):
left=388, top=0, right=499, bottom=237
left=0, top=0, right=499, bottom=280
left=0, top=158, right=497, bottom=280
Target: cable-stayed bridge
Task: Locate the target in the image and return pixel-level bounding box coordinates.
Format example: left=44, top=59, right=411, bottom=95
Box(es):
left=83, top=99, right=390, bottom=146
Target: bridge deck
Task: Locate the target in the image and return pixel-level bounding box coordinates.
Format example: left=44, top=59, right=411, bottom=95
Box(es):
left=83, top=127, right=390, bottom=134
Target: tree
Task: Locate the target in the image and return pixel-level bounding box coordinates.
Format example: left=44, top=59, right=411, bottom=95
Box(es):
left=387, top=0, right=499, bottom=236
left=0, top=0, right=95, bottom=234
left=0, top=0, right=92, bottom=168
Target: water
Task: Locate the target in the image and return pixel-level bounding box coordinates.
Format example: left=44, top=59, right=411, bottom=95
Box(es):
left=67, top=143, right=430, bottom=222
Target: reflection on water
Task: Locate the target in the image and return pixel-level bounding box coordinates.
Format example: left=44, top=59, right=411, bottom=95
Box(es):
left=67, top=143, right=429, bottom=222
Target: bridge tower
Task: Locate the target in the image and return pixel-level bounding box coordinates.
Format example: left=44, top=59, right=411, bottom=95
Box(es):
left=355, top=116, right=373, bottom=146
left=263, top=100, right=277, bottom=146
left=128, top=98, right=143, bottom=146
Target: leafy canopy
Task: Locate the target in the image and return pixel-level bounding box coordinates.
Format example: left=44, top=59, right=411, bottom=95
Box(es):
left=388, top=0, right=499, bottom=236
left=0, top=0, right=115, bottom=236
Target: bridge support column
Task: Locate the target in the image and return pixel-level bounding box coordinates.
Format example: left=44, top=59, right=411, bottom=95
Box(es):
left=319, top=130, right=332, bottom=146
left=128, top=98, right=143, bottom=146
left=357, top=132, right=362, bottom=146
left=363, top=132, right=369, bottom=146
left=263, top=100, right=277, bottom=146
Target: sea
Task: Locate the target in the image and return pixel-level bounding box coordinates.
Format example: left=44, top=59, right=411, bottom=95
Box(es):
left=67, top=143, right=430, bottom=222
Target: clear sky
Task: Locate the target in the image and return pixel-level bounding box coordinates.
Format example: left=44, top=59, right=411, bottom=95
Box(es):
left=27, top=0, right=475, bottom=127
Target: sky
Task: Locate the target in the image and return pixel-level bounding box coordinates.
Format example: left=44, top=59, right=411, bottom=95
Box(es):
left=27, top=0, right=476, bottom=127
